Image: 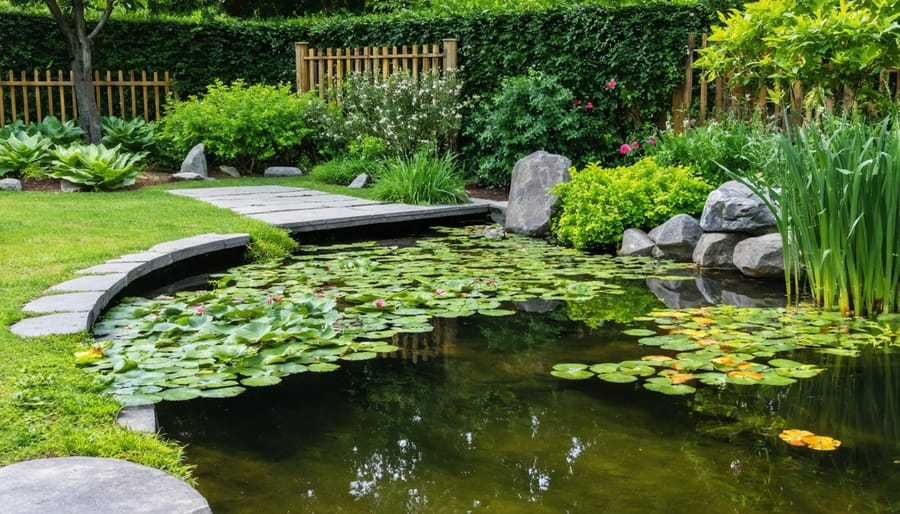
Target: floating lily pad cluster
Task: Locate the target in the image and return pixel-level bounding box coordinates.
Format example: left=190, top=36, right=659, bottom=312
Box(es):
left=88, top=226, right=685, bottom=405
left=552, top=305, right=897, bottom=395
left=779, top=429, right=842, bottom=451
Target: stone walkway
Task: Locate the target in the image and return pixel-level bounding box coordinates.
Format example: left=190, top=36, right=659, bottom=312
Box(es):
left=167, top=185, right=501, bottom=233
left=6, top=186, right=504, bottom=514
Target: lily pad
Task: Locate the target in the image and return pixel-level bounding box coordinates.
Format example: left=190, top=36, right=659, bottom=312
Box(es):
left=240, top=375, right=282, bottom=387
left=597, top=372, right=638, bottom=383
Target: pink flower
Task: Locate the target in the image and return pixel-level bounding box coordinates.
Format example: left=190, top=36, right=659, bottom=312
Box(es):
left=585, top=102, right=594, bottom=109
left=190, top=305, right=205, bottom=314
left=605, top=79, right=617, bottom=90
left=266, top=296, right=282, bottom=304
left=630, top=141, right=640, bottom=150
left=648, top=136, right=656, bottom=145
left=435, top=289, right=447, bottom=297
left=619, top=143, right=632, bottom=155
left=573, top=100, right=582, bottom=106
left=315, top=292, right=325, bottom=298
left=373, top=298, right=385, bottom=307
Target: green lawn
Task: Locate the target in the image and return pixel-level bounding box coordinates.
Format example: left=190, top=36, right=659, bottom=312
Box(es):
left=0, top=176, right=373, bottom=480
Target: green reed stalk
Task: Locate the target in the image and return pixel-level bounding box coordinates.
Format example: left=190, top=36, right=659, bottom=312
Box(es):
left=746, top=117, right=900, bottom=316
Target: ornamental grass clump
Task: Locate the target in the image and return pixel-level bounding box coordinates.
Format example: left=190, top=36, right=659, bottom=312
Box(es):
left=744, top=116, right=900, bottom=316
left=372, top=151, right=469, bottom=205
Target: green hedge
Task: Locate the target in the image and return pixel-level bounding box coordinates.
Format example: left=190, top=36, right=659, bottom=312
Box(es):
left=0, top=3, right=736, bottom=175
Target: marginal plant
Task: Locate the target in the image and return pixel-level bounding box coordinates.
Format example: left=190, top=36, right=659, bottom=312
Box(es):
left=48, top=143, right=147, bottom=190
left=310, top=157, right=382, bottom=186
left=742, top=116, right=900, bottom=316
left=0, top=131, right=52, bottom=177
left=552, top=157, right=712, bottom=249
left=372, top=151, right=469, bottom=205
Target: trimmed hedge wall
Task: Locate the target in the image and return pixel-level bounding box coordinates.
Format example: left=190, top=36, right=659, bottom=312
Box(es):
left=0, top=3, right=736, bottom=173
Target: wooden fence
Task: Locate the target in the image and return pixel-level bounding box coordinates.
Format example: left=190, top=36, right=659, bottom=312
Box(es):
left=296, top=39, right=458, bottom=98
left=0, top=70, right=171, bottom=126
left=672, top=33, right=900, bottom=131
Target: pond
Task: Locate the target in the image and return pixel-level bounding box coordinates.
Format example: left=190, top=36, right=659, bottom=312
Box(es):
left=94, top=227, right=900, bottom=513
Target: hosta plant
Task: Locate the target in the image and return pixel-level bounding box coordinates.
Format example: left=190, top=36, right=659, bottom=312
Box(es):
left=48, top=144, right=147, bottom=190
left=101, top=116, right=156, bottom=153
left=0, top=131, right=52, bottom=177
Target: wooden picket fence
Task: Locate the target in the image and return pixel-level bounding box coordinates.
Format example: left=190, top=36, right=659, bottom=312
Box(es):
left=672, top=33, right=900, bottom=131
left=295, top=39, right=458, bottom=98
left=0, top=70, right=171, bottom=126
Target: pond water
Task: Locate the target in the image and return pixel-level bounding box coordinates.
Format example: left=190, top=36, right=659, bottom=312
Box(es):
left=138, top=229, right=899, bottom=513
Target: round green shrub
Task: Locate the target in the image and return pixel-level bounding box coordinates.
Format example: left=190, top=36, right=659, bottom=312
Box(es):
left=551, top=156, right=712, bottom=250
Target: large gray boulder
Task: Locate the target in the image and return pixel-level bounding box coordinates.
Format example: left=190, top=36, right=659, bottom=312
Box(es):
left=700, top=180, right=776, bottom=233
left=0, top=178, right=22, bottom=191
left=619, top=228, right=655, bottom=257
left=504, top=151, right=571, bottom=236
left=733, top=233, right=784, bottom=278
left=180, top=144, right=208, bottom=177
left=692, top=232, right=746, bottom=269
left=649, top=214, right=702, bottom=261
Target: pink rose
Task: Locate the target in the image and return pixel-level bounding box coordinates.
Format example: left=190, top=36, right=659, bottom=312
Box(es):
left=605, top=79, right=617, bottom=90
left=573, top=100, right=582, bottom=106
left=585, top=102, right=594, bottom=109
left=619, top=143, right=632, bottom=155
left=630, top=141, right=640, bottom=150
left=648, top=136, right=656, bottom=145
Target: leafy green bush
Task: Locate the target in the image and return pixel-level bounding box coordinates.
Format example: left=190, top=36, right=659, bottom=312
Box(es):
left=552, top=157, right=712, bottom=249
left=310, top=157, right=382, bottom=185
left=465, top=71, right=584, bottom=189
left=0, top=116, right=84, bottom=146
left=330, top=70, right=462, bottom=158
left=0, top=132, right=52, bottom=177
left=650, top=118, right=782, bottom=186
left=101, top=116, right=156, bottom=153
left=372, top=151, right=469, bottom=205
left=157, top=81, right=338, bottom=172
left=48, top=144, right=147, bottom=190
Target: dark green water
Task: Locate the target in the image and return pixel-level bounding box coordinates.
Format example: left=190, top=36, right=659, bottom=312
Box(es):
left=158, top=308, right=900, bottom=513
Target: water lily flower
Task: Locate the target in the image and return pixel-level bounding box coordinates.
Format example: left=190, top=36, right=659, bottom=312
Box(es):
left=315, top=292, right=326, bottom=298
left=605, top=79, right=617, bottom=90
left=435, top=289, right=447, bottom=297
left=266, top=296, right=282, bottom=304
left=190, top=305, right=205, bottom=314
left=373, top=298, right=385, bottom=307
left=619, top=143, right=632, bottom=155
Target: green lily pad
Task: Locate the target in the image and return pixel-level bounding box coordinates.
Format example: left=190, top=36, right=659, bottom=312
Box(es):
left=241, top=375, right=282, bottom=387
left=200, top=386, right=246, bottom=398
left=341, top=351, right=378, bottom=361
left=308, top=362, right=341, bottom=372
left=589, top=363, right=620, bottom=374
left=597, top=372, right=638, bottom=383
left=160, top=387, right=203, bottom=401
left=622, top=328, right=657, bottom=337
left=643, top=380, right=696, bottom=395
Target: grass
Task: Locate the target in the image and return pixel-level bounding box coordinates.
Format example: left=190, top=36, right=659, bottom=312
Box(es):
left=0, top=175, right=370, bottom=480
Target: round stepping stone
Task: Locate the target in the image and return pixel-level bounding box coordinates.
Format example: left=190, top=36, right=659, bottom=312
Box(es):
left=0, top=457, right=211, bottom=514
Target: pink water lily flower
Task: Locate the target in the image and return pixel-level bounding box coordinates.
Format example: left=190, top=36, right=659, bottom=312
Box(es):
left=373, top=298, right=385, bottom=307
left=266, top=296, right=282, bottom=304
left=190, top=305, right=205, bottom=314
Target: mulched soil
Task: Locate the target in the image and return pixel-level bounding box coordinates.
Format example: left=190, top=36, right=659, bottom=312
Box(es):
left=18, top=171, right=510, bottom=201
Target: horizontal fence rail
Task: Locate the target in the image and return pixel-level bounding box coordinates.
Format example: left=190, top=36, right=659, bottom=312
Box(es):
left=296, top=39, right=458, bottom=98
left=672, top=33, right=900, bottom=131
left=0, top=70, right=170, bottom=126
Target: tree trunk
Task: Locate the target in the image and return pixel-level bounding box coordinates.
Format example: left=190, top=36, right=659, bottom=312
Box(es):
left=72, top=39, right=102, bottom=144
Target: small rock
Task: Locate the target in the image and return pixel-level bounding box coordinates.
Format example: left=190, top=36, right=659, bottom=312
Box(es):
left=649, top=214, right=702, bottom=261
left=219, top=166, right=240, bottom=178
left=692, top=232, right=746, bottom=269
left=483, top=226, right=506, bottom=239
left=733, top=233, right=784, bottom=278
left=171, top=172, right=212, bottom=182
left=59, top=179, right=86, bottom=192
left=264, top=166, right=304, bottom=177
left=180, top=144, right=208, bottom=177
left=619, top=228, right=655, bottom=257
left=0, top=178, right=22, bottom=191
left=348, top=173, right=370, bottom=188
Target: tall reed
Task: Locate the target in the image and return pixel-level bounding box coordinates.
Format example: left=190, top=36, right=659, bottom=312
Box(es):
left=745, top=117, right=900, bottom=316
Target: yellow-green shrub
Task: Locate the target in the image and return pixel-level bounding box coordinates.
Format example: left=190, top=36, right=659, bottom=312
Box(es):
left=551, top=157, right=712, bottom=250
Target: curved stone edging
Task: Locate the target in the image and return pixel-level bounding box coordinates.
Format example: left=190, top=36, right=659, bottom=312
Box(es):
left=10, top=233, right=250, bottom=338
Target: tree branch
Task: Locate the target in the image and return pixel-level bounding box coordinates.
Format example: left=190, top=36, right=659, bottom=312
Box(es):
left=88, top=0, right=115, bottom=41
left=42, top=0, right=76, bottom=51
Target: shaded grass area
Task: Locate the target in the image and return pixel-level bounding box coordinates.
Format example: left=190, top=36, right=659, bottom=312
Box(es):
left=0, top=178, right=359, bottom=479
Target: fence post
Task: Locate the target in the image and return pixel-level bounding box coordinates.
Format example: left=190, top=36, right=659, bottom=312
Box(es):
left=442, top=38, right=458, bottom=71
left=295, top=42, right=310, bottom=93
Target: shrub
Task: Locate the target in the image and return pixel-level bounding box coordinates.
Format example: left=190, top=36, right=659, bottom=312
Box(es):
left=650, top=118, right=782, bottom=186
left=330, top=70, right=463, bottom=158
left=101, top=116, right=156, bottom=154
left=48, top=144, right=147, bottom=190
left=310, top=157, right=382, bottom=185
left=157, top=81, right=338, bottom=172
left=0, top=132, right=52, bottom=177
left=0, top=116, right=84, bottom=146
left=551, top=157, right=712, bottom=250
left=465, top=70, right=584, bottom=189
left=372, top=151, right=469, bottom=205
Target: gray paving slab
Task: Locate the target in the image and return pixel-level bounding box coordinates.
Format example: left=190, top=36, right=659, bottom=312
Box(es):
left=78, top=261, right=150, bottom=276
left=0, top=457, right=211, bottom=514
left=168, top=185, right=298, bottom=197
left=10, top=312, right=90, bottom=337
left=23, top=291, right=107, bottom=314
left=49, top=273, right=128, bottom=294
left=117, top=405, right=157, bottom=433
